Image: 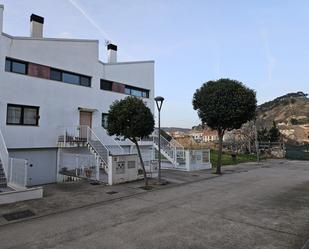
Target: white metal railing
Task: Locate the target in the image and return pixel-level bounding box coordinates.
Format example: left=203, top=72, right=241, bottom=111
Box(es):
left=58, top=126, right=125, bottom=156
left=153, top=133, right=175, bottom=160
left=0, top=127, right=9, bottom=179
left=58, top=125, right=89, bottom=145
left=87, top=126, right=110, bottom=167
left=8, top=158, right=28, bottom=188
left=153, top=129, right=186, bottom=165
left=92, top=127, right=124, bottom=155
left=59, top=152, right=99, bottom=180
left=190, top=149, right=211, bottom=165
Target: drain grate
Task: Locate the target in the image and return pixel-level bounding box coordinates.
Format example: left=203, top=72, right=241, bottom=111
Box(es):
left=139, top=186, right=154, bottom=190
left=3, top=210, right=35, bottom=221
left=106, top=191, right=118, bottom=195
left=90, top=181, right=101, bottom=185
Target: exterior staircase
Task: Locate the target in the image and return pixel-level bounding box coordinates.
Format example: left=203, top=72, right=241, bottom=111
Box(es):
left=58, top=126, right=126, bottom=177
left=152, top=129, right=186, bottom=168
left=87, top=140, right=109, bottom=170
left=0, top=160, right=7, bottom=188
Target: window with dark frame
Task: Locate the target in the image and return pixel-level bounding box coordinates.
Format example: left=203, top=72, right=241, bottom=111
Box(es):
left=100, top=80, right=113, bottom=91
left=6, top=104, right=39, bottom=126
left=102, top=113, right=108, bottom=129
left=50, top=68, right=91, bottom=87
left=50, top=69, right=62, bottom=81
left=5, top=58, right=28, bottom=75
left=100, top=79, right=150, bottom=98
left=125, top=85, right=149, bottom=98
left=5, top=57, right=91, bottom=87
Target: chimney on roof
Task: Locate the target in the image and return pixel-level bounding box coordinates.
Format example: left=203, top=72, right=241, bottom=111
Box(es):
left=0, top=5, right=4, bottom=33
left=107, top=43, right=117, bottom=63
left=30, top=14, right=44, bottom=38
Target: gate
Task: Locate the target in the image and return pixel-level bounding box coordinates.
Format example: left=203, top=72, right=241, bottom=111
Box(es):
left=285, top=144, right=309, bottom=160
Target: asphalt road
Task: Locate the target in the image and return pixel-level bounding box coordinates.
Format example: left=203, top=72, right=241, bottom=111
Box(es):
left=1, top=160, right=309, bottom=249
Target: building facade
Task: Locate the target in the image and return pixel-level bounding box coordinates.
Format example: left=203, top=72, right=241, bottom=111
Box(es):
left=0, top=7, right=154, bottom=186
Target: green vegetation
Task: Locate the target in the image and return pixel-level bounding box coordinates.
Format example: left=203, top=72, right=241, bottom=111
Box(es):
left=107, top=96, right=155, bottom=186
left=258, top=91, right=308, bottom=111
left=193, top=78, right=257, bottom=174
left=258, top=121, right=281, bottom=142
left=210, top=150, right=256, bottom=167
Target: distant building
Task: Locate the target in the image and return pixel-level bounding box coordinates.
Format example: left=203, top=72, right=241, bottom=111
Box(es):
left=190, top=131, right=203, bottom=142
left=169, top=131, right=187, bottom=138
left=203, top=130, right=219, bottom=142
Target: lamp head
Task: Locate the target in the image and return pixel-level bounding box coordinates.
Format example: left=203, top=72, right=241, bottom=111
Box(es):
left=155, top=96, right=164, bottom=111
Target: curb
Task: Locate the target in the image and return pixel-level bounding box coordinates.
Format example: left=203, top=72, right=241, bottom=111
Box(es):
left=0, top=174, right=220, bottom=228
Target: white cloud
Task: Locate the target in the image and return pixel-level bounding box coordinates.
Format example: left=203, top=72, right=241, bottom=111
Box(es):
left=67, top=0, right=112, bottom=43
left=260, top=29, right=277, bottom=83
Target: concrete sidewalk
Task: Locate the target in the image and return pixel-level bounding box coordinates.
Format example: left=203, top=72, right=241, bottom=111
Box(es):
left=0, top=160, right=309, bottom=248
left=0, top=161, right=259, bottom=226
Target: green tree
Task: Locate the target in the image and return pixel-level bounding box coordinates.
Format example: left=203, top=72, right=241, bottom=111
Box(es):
left=268, top=121, right=281, bottom=142
left=193, top=78, right=257, bottom=174
left=258, top=127, right=269, bottom=141
left=107, top=97, right=155, bottom=186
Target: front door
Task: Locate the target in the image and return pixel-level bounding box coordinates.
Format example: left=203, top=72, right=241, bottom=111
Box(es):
left=80, top=111, right=92, bottom=139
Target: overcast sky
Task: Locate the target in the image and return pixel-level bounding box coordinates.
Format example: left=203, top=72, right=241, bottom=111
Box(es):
left=1, top=0, right=309, bottom=128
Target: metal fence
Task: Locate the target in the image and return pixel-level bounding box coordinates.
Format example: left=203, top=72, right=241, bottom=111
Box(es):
left=190, top=150, right=210, bottom=164
left=59, top=153, right=99, bottom=180
left=8, top=158, right=28, bottom=188
left=285, top=144, right=309, bottom=160
left=0, top=128, right=9, bottom=180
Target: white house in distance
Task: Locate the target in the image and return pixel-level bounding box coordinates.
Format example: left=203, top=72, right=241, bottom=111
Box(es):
left=0, top=5, right=154, bottom=187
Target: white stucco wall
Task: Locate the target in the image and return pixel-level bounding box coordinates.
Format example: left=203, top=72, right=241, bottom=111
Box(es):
left=0, top=33, right=154, bottom=149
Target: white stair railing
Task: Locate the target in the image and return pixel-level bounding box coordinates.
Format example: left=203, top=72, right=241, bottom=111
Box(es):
left=153, top=133, right=175, bottom=161
left=0, top=127, right=9, bottom=181
left=87, top=127, right=110, bottom=167
left=0, top=127, right=28, bottom=189
left=153, top=129, right=186, bottom=165
left=92, top=127, right=124, bottom=155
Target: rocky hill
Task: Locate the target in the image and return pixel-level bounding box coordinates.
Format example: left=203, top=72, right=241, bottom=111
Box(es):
left=257, top=92, right=309, bottom=143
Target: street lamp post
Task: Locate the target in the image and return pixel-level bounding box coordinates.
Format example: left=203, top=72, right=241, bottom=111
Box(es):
left=155, top=96, right=164, bottom=182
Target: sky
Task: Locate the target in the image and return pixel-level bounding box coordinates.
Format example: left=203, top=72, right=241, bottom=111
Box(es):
left=1, top=0, right=308, bottom=128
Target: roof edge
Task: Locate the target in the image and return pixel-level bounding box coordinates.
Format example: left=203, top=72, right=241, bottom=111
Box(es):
left=100, top=60, right=155, bottom=65
left=1, top=32, right=99, bottom=43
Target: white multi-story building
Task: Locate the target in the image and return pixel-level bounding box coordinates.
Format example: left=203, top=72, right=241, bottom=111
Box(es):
left=0, top=6, right=154, bottom=187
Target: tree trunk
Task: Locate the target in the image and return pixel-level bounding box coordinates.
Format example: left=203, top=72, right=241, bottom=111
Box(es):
left=133, top=138, right=148, bottom=187
left=216, top=129, right=224, bottom=174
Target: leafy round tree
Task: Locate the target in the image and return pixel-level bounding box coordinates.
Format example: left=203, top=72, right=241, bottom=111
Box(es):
left=107, top=96, right=155, bottom=186
left=193, top=78, right=257, bottom=174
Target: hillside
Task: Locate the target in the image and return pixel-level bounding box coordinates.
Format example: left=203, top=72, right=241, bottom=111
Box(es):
left=257, top=92, right=309, bottom=143
left=162, top=127, right=191, bottom=133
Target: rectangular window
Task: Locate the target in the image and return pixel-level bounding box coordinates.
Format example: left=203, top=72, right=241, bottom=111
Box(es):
left=125, top=85, right=149, bottom=98
left=5, top=57, right=91, bottom=87
left=5, top=58, right=28, bottom=75
left=50, top=69, right=62, bottom=81
left=62, top=72, right=80, bottom=85
left=7, top=104, right=39, bottom=126
left=124, top=88, right=131, bottom=95
left=100, top=78, right=149, bottom=98
left=100, top=80, right=113, bottom=91
left=50, top=68, right=91, bottom=87
left=80, top=76, right=91, bottom=87
left=5, top=59, right=11, bottom=72
left=102, top=113, right=108, bottom=129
